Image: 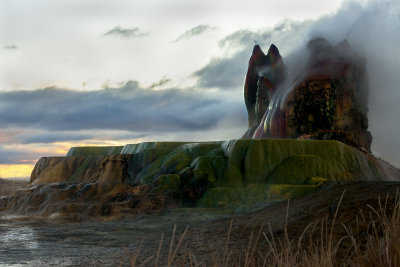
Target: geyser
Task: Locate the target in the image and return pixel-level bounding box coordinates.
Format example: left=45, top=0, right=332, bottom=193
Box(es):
left=243, top=37, right=372, bottom=153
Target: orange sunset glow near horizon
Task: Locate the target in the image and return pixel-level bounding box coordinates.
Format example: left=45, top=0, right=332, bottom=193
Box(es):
left=1, top=0, right=400, bottom=179
left=0, top=139, right=145, bottom=178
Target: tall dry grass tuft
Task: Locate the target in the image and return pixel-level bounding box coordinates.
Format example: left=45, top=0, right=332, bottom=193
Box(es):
left=126, top=190, right=400, bottom=266
left=348, top=192, right=400, bottom=266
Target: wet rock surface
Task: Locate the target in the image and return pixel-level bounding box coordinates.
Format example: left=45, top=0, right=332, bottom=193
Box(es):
left=3, top=140, right=398, bottom=219
left=243, top=44, right=286, bottom=137
left=0, top=182, right=181, bottom=221
left=244, top=38, right=372, bottom=152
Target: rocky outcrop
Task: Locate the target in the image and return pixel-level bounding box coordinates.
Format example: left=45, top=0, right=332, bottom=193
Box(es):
left=32, top=140, right=399, bottom=189
left=30, top=155, right=132, bottom=184
left=244, top=38, right=372, bottom=152
left=66, top=146, right=123, bottom=156
left=0, top=182, right=180, bottom=220
left=1, top=38, right=397, bottom=220
left=243, top=44, right=286, bottom=137
left=1, top=140, right=397, bottom=218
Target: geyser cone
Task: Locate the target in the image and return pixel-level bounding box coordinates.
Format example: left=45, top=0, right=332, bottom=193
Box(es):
left=243, top=38, right=372, bottom=152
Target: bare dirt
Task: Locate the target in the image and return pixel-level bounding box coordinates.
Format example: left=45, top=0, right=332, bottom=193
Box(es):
left=1, top=181, right=400, bottom=266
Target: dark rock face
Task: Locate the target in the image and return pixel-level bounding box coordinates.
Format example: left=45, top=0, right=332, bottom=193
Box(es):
left=243, top=44, right=286, bottom=138
left=0, top=182, right=181, bottom=220
left=244, top=38, right=372, bottom=152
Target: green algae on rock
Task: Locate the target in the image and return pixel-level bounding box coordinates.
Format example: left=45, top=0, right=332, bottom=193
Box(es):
left=67, top=146, right=124, bottom=156
left=4, top=36, right=400, bottom=219
left=245, top=38, right=372, bottom=153
left=26, top=139, right=399, bottom=213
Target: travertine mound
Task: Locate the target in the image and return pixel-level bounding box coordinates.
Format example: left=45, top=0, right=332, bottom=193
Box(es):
left=243, top=38, right=372, bottom=152
left=2, top=37, right=398, bottom=219
left=1, top=140, right=396, bottom=218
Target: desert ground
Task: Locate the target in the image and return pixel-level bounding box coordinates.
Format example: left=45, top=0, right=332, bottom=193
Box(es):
left=2, top=181, right=400, bottom=266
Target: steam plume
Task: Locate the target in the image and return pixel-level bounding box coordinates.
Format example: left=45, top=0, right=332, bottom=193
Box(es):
left=271, top=0, right=400, bottom=166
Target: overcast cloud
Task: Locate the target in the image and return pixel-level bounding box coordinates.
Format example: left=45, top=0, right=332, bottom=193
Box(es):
left=0, top=146, right=43, bottom=164
left=1, top=0, right=400, bottom=174
left=192, top=20, right=312, bottom=90
left=3, top=45, right=18, bottom=50
left=192, top=0, right=400, bottom=166
left=103, top=26, right=149, bottom=38
left=0, top=82, right=246, bottom=133
left=173, top=25, right=216, bottom=42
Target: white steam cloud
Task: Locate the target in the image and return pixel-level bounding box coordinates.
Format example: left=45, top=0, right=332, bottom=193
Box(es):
left=184, top=0, right=400, bottom=166
left=268, top=0, right=400, bottom=166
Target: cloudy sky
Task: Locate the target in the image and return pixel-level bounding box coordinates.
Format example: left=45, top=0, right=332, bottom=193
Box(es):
left=1, top=0, right=399, bottom=178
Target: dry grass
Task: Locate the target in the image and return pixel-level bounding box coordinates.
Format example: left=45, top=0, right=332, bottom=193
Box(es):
left=124, top=190, right=400, bottom=266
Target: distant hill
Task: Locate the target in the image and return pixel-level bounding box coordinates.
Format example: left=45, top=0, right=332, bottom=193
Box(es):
left=0, top=178, right=29, bottom=197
